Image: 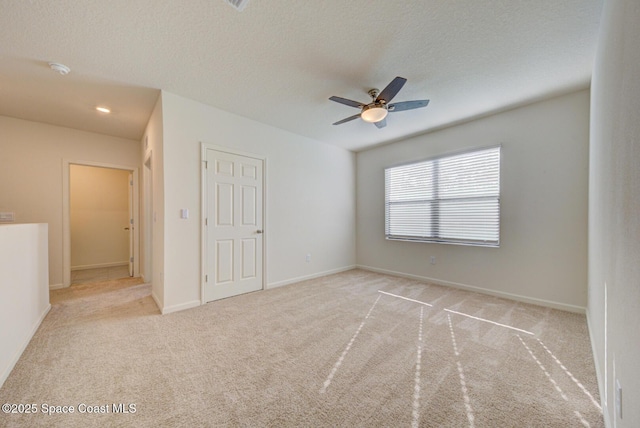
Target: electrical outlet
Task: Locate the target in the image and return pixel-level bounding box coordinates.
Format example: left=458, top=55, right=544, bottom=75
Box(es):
left=430, top=256, right=436, bottom=265
left=306, top=253, right=311, bottom=263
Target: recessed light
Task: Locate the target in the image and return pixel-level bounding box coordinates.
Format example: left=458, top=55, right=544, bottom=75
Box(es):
left=96, top=107, right=111, bottom=114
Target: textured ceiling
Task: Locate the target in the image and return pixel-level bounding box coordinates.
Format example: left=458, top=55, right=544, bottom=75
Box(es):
left=0, top=0, right=603, bottom=151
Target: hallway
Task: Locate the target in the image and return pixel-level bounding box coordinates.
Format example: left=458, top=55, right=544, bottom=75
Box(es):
left=70, top=265, right=131, bottom=285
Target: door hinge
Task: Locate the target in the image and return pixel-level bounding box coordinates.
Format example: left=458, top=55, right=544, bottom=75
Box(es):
left=204, top=160, right=208, bottom=169
left=205, top=275, right=208, bottom=282
left=130, top=218, right=134, bottom=225
left=130, top=257, right=134, bottom=263
left=205, top=218, right=208, bottom=226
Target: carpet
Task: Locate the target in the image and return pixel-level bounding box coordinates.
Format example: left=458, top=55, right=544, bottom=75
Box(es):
left=0, top=270, right=603, bottom=427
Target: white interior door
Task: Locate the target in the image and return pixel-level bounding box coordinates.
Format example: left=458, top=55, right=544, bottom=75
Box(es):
left=205, top=149, right=263, bottom=302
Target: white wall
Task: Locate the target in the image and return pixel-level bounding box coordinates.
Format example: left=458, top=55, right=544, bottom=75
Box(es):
left=588, top=0, right=640, bottom=425
left=0, top=116, right=140, bottom=287
left=141, top=96, right=164, bottom=307
left=357, top=90, right=590, bottom=311
left=157, top=91, right=356, bottom=313
left=0, top=223, right=50, bottom=388
left=70, top=165, right=130, bottom=269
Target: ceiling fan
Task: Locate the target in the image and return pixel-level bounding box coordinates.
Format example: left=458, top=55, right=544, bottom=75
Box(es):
left=329, top=76, right=429, bottom=129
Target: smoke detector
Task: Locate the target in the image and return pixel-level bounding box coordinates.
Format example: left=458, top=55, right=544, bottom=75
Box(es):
left=49, top=62, right=71, bottom=75
left=225, top=0, right=249, bottom=11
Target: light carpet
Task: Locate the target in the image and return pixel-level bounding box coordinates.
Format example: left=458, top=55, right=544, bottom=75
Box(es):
left=0, top=270, right=603, bottom=427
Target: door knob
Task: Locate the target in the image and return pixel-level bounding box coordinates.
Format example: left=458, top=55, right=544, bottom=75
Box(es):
left=124, top=227, right=130, bottom=230
left=256, top=230, right=263, bottom=234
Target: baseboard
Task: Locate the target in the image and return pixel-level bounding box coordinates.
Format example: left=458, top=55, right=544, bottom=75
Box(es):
left=49, top=283, right=65, bottom=290
left=71, top=261, right=128, bottom=271
left=151, top=290, right=162, bottom=313
left=267, top=265, right=357, bottom=289
left=356, top=265, right=586, bottom=314
left=151, top=288, right=198, bottom=315
left=160, top=299, right=201, bottom=315
left=586, top=308, right=610, bottom=427
left=0, top=304, right=51, bottom=389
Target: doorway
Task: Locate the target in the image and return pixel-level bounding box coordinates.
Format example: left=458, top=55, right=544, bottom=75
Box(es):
left=202, top=146, right=265, bottom=302
left=62, top=160, right=140, bottom=287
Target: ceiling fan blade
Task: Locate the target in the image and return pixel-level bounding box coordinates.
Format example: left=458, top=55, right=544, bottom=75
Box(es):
left=374, top=118, right=387, bottom=129
left=376, top=76, right=407, bottom=104
left=388, top=99, right=430, bottom=112
left=332, top=113, right=361, bottom=125
left=329, top=96, right=364, bottom=109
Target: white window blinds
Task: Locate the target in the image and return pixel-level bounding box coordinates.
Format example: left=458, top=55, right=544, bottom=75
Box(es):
left=385, top=146, right=501, bottom=247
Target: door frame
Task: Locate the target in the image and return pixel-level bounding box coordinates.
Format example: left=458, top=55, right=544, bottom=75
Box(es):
left=200, top=143, right=267, bottom=304
left=127, top=172, right=134, bottom=277
left=62, top=159, right=140, bottom=287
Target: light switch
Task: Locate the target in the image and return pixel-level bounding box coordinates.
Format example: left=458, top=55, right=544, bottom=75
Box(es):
left=0, top=212, right=15, bottom=222
left=180, top=209, right=189, bottom=219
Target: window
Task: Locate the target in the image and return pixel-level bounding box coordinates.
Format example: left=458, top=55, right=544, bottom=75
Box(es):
left=385, top=146, right=501, bottom=247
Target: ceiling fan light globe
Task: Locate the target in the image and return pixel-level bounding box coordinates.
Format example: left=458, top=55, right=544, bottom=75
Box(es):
left=361, top=106, right=388, bottom=123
